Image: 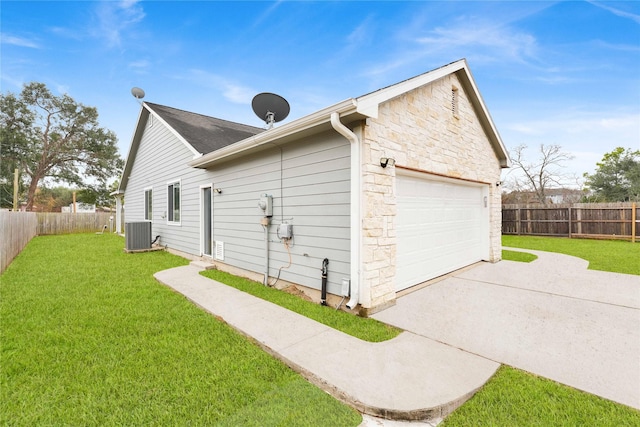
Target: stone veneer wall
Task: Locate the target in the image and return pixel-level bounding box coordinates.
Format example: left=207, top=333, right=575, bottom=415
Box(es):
left=360, top=73, right=503, bottom=310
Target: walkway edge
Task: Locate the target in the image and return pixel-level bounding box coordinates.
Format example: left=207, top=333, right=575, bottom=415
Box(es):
left=154, top=264, right=499, bottom=422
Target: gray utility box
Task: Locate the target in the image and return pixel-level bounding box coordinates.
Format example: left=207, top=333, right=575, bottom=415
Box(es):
left=125, top=221, right=152, bottom=251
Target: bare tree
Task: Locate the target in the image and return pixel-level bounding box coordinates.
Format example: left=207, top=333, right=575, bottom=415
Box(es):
left=505, top=144, right=576, bottom=206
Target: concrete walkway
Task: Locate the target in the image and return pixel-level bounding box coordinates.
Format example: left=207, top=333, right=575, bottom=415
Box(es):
left=154, top=264, right=499, bottom=423
left=373, top=248, right=640, bottom=410
left=154, top=247, right=640, bottom=422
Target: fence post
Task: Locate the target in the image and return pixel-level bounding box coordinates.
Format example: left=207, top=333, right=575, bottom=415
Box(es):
left=633, top=203, right=637, bottom=244
left=576, top=207, right=582, bottom=235
left=568, top=207, right=572, bottom=238
left=516, top=208, right=521, bottom=235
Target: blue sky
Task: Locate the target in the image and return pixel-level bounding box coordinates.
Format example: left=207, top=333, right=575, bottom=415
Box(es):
left=1, top=1, right=639, bottom=185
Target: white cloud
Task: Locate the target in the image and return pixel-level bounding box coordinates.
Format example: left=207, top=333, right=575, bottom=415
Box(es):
left=188, top=70, right=255, bottom=104
left=532, top=75, right=574, bottom=85
left=128, top=59, right=151, bottom=74
left=588, top=1, right=640, bottom=24
left=222, top=84, right=255, bottom=105
left=362, top=57, right=415, bottom=79
left=0, top=74, right=25, bottom=90
left=0, top=33, right=40, bottom=48
left=500, top=109, right=640, bottom=177
left=55, top=84, right=70, bottom=95
left=592, top=40, right=640, bottom=53
left=415, top=19, right=538, bottom=65
left=251, top=0, right=284, bottom=29
left=361, top=13, right=541, bottom=82
left=48, top=26, right=84, bottom=41
left=93, top=0, right=145, bottom=47
left=505, top=110, right=640, bottom=139
left=346, top=15, right=374, bottom=48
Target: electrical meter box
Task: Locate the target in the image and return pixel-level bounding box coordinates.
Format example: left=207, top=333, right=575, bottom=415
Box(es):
left=278, top=223, right=293, bottom=239
left=258, top=194, right=273, bottom=217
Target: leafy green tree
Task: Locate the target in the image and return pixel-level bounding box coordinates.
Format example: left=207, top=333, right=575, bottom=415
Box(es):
left=584, top=147, right=640, bottom=202
left=77, top=179, right=119, bottom=209
left=0, top=91, right=34, bottom=208
left=0, top=82, right=123, bottom=210
left=33, top=186, right=75, bottom=211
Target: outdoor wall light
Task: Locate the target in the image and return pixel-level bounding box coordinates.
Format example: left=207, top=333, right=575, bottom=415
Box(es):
left=214, top=188, right=222, bottom=194
left=380, top=157, right=396, bottom=168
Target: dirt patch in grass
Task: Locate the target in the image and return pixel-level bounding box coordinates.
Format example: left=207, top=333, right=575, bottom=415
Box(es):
left=282, top=285, right=313, bottom=302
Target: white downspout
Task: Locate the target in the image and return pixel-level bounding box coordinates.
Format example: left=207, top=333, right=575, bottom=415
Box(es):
left=330, top=112, right=361, bottom=310
left=115, top=195, right=123, bottom=234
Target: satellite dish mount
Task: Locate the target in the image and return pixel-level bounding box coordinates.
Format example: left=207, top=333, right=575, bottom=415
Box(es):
left=265, top=111, right=276, bottom=127
left=252, top=93, right=290, bottom=129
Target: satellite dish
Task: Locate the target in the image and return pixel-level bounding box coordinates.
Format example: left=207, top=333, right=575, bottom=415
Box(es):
left=252, top=92, right=290, bottom=129
left=131, top=87, right=145, bottom=100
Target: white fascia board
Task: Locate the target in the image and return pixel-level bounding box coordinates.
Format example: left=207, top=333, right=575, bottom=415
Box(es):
left=356, top=59, right=468, bottom=119
left=455, top=65, right=512, bottom=168
left=189, top=98, right=358, bottom=168
left=117, top=105, right=149, bottom=193
left=144, top=103, right=201, bottom=158
left=357, top=58, right=511, bottom=168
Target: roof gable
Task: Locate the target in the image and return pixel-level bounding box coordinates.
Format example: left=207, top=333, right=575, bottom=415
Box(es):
left=190, top=59, right=510, bottom=169
left=356, top=59, right=509, bottom=167
left=114, top=59, right=510, bottom=188
left=145, top=102, right=264, bottom=155
left=116, top=103, right=264, bottom=194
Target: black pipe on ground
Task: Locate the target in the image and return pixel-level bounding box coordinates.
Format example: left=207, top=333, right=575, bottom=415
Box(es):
left=321, top=258, right=329, bottom=306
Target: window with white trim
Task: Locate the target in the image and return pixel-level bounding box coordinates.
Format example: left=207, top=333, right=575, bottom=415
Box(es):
left=167, top=181, right=181, bottom=223
left=144, top=188, right=153, bottom=220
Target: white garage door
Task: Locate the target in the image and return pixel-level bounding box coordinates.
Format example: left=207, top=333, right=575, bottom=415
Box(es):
left=396, top=173, right=489, bottom=291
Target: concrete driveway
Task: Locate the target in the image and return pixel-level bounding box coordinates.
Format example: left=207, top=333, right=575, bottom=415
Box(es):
left=372, top=248, right=640, bottom=410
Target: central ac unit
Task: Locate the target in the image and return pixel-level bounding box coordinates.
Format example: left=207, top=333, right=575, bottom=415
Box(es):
left=125, top=221, right=152, bottom=251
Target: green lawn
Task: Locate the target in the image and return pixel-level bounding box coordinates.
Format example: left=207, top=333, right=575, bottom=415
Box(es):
left=502, top=249, right=538, bottom=263
left=0, top=234, right=361, bottom=426
left=442, top=235, right=640, bottom=426
left=201, top=269, right=401, bottom=342
left=503, top=235, right=640, bottom=275
left=441, top=366, right=640, bottom=426
left=202, top=238, right=640, bottom=425
left=4, top=233, right=638, bottom=426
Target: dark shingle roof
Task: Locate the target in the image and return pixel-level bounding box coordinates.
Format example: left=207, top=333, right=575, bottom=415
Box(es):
left=146, top=102, right=264, bottom=154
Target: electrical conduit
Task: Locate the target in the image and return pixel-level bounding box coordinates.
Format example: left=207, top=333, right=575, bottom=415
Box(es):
left=262, top=219, right=270, bottom=285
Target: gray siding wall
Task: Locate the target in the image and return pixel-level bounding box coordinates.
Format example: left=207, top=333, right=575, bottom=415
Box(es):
left=125, top=117, right=351, bottom=295
left=125, top=116, right=208, bottom=255
left=208, top=130, right=351, bottom=295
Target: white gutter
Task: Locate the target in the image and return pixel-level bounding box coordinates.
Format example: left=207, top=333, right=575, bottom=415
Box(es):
left=330, top=112, right=361, bottom=310
left=190, top=99, right=358, bottom=169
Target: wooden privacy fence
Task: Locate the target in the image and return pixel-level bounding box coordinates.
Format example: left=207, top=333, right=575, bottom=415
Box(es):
left=36, top=212, right=114, bottom=235
left=0, top=211, right=115, bottom=274
left=502, top=203, right=638, bottom=242
left=0, top=211, right=37, bottom=274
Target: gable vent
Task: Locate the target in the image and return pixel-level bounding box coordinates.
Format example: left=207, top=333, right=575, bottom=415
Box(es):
left=451, top=86, right=459, bottom=118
